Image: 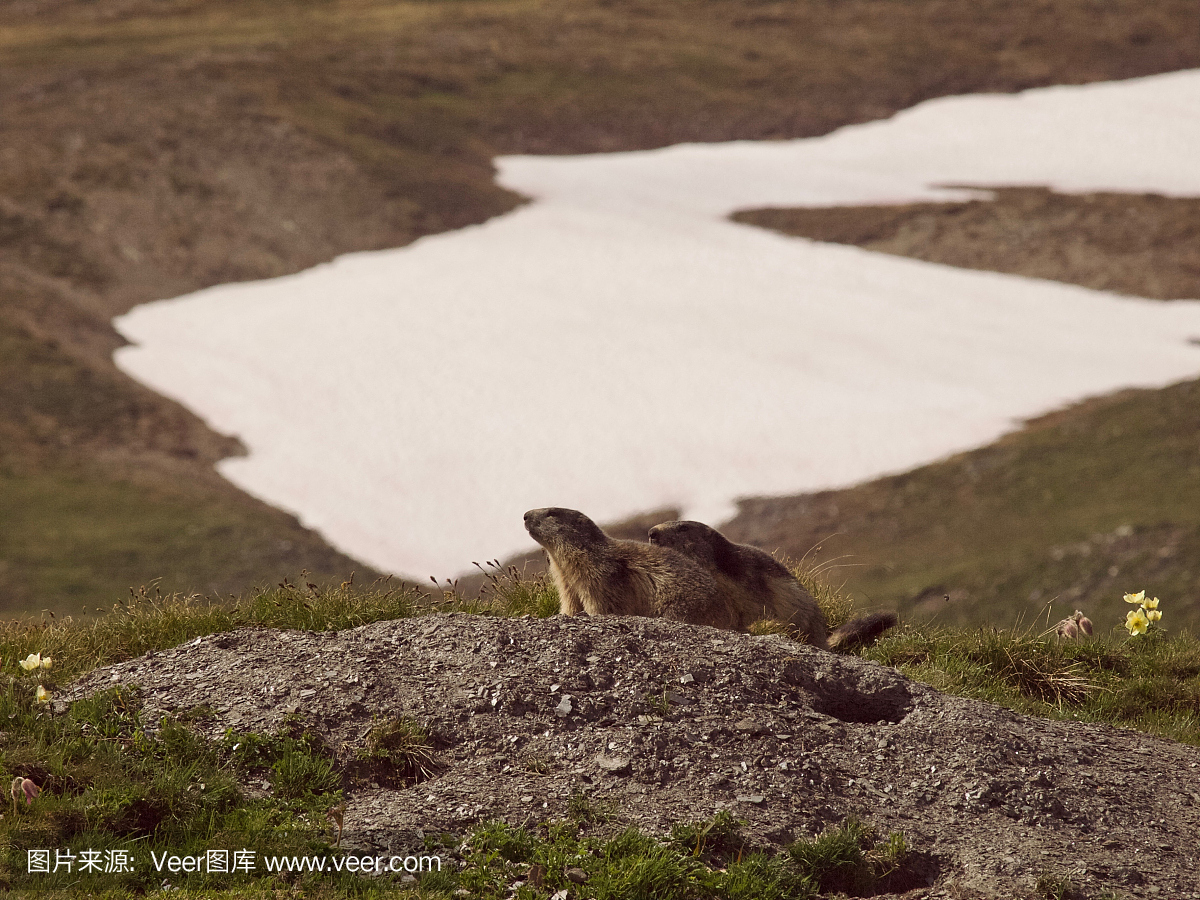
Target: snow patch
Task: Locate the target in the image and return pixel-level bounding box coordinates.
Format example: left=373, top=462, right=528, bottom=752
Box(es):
left=115, top=70, right=1200, bottom=577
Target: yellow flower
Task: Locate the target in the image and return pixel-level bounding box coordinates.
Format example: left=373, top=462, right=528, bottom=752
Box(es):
left=1125, top=608, right=1149, bottom=635
left=1146, top=608, right=1162, bottom=622
left=18, top=653, right=42, bottom=672
left=36, top=685, right=52, bottom=703
left=1142, top=596, right=1159, bottom=610
left=1123, top=590, right=1146, bottom=605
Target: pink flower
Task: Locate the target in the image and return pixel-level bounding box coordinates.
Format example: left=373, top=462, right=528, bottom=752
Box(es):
left=1055, top=618, right=1078, bottom=639
left=10, top=776, right=40, bottom=806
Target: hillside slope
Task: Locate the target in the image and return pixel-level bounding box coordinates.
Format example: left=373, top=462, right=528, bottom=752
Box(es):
left=730, top=190, right=1200, bottom=631
left=3, top=0, right=1198, bottom=613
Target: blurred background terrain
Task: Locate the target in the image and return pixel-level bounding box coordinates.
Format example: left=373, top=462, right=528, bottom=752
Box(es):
left=2, top=0, right=1199, bottom=625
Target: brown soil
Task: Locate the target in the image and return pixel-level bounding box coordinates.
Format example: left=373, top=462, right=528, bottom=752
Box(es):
left=734, top=188, right=1200, bottom=301
left=64, top=614, right=1200, bottom=898
left=3, top=0, right=1199, bottom=612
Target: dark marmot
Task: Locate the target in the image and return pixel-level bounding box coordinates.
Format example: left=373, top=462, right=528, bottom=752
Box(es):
left=523, top=507, right=737, bottom=629
left=647, top=520, right=897, bottom=651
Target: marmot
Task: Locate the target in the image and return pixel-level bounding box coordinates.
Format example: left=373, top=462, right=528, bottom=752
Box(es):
left=647, top=520, right=897, bottom=651
left=523, top=507, right=737, bottom=629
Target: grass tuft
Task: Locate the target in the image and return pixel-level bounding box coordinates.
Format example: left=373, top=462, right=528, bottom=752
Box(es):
left=791, top=556, right=858, bottom=632
left=352, top=716, right=439, bottom=788
left=464, top=561, right=562, bottom=618
left=0, top=577, right=423, bottom=684
left=452, top=813, right=917, bottom=900
left=866, top=623, right=1200, bottom=744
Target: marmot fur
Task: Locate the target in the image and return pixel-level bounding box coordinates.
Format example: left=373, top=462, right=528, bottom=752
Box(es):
left=523, top=507, right=737, bottom=629
left=647, top=520, right=897, bottom=651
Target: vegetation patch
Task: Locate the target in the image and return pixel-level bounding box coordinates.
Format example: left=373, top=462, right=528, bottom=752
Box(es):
left=866, top=619, right=1200, bottom=744
left=350, top=717, right=440, bottom=789
left=0, top=686, right=344, bottom=893
left=0, top=578, right=423, bottom=685
left=438, top=813, right=928, bottom=900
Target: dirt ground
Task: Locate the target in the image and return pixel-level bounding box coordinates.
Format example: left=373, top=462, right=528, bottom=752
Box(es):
left=64, top=613, right=1200, bottom=899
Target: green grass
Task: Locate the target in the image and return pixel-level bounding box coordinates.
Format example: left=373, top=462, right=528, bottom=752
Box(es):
left=445, top=812, right=918, bottom=900
left=0, top=302, right=381, bottom=617
left=864, top=621, right=1200, bottom=745
left=351, top=716, right=440, bottom=788
left=0, top=578, right=422, bottom=685
left=0, top=686, right=347, bottom=894
left=0, top=466, right=384, bottom=618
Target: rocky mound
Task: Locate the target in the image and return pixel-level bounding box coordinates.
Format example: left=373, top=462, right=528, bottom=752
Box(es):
left=64, top=614, right=1200, bottom=898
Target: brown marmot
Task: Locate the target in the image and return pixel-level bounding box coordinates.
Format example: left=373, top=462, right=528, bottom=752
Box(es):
left=647, top=520, right=897, bottom=651
left=523, top=507, right=737, bottom=629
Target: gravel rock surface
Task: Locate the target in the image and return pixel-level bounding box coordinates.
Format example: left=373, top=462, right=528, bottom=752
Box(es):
left=65, top=614, right=1200, bottom=898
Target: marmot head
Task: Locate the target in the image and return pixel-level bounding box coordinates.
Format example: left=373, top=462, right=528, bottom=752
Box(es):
left=647, top=520, right=719, bottom=566
left=524, top=507, right=607, bottom=552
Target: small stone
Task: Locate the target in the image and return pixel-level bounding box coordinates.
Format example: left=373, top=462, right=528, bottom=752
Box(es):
left=736, top=794, right=766, bottom=804
left=595, top=754, right=631, bottom=775
left=679, top=673, right=695, bottom=684
left=556, top=696, right=574, bottom=717
left=565, top=867, right=588, bottom=884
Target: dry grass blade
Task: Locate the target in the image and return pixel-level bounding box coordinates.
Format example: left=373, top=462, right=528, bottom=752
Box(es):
left=999, top=645, right=1097, bottom=707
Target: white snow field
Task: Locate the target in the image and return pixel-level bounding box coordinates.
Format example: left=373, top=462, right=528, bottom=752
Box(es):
left=115, top=69, right=1200, bottom=579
